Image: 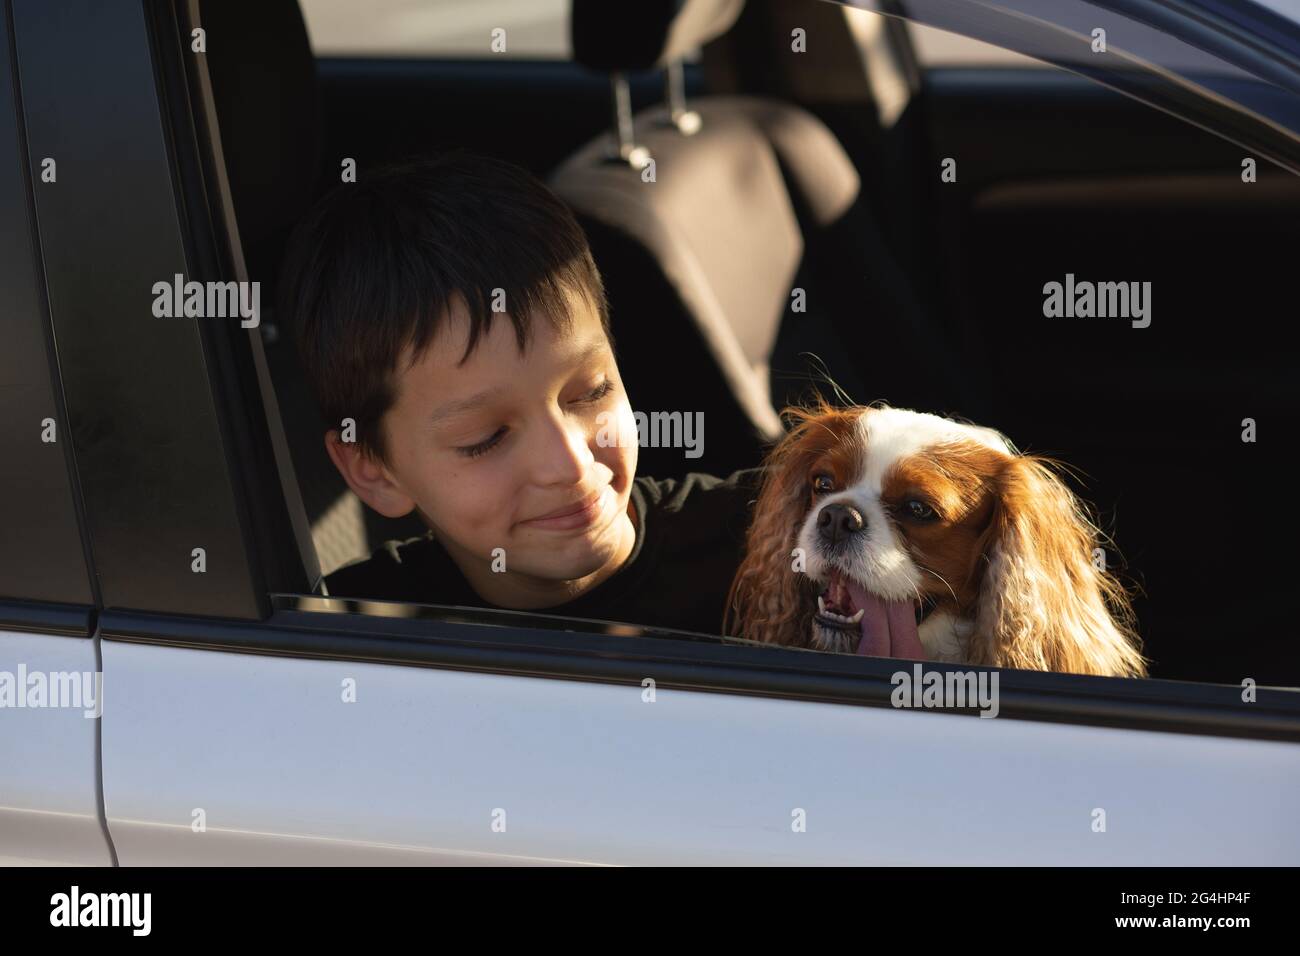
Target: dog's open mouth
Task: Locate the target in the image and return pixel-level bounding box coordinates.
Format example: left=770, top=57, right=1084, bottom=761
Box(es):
left=815, top=569, right=931, bottom=660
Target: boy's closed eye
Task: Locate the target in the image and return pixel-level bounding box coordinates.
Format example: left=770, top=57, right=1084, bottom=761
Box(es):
left=453, top=376, right=618, bottom=460
left=458, top=426, right=508, bottom=460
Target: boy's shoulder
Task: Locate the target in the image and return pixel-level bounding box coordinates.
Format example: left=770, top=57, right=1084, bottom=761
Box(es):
left=323, top=529, right=470, bottom=604
left=633, top=466, right=765, bottom=554
left=635, top=466, right=765, bottom=512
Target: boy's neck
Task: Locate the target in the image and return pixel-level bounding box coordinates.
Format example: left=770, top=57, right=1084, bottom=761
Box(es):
left=443, top=499, right=638, bottom=611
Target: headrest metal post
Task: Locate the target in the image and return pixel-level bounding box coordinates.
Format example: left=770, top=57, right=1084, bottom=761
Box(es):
left=608, top=72, right=652, bottom=168
left=663, top=60, right=702, bottom=135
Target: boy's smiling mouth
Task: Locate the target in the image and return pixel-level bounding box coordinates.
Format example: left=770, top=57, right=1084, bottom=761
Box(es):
left=519, top=485, right=614, bottom=533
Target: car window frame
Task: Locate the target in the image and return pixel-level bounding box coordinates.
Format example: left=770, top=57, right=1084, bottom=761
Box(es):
left=186, top=0, right=1300, bottom=741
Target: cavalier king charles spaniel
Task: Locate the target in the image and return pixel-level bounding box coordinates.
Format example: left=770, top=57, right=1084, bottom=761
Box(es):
left=726, top=402, right=1147, bottom=677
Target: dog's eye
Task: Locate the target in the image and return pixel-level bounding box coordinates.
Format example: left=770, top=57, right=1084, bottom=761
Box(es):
left=811, top=473, right=835, bottom=495
left=904, top=499, right=937, bottom=520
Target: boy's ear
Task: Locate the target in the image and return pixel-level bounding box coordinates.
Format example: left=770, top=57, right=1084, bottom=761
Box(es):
left=324, top=429, right=416, bottom=519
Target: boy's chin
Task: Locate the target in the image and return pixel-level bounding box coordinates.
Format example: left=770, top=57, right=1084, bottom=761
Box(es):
left=523, top=533, right=623, bottom=581
left=514, top=513, right=633, bottom=582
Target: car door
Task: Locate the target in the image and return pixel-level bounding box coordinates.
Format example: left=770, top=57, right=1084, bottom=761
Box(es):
left=9, top=0, right=1300, bottom=866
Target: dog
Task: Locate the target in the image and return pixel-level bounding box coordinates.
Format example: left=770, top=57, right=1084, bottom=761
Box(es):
left=726, top=402, right=1147, bottom=677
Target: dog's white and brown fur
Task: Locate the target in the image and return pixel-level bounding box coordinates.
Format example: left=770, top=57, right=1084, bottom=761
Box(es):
left=726, top=402, right=1147, bottom=677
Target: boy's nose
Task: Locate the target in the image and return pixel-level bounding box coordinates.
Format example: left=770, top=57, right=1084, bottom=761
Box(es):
left=531, top=413, right=594, bottom=486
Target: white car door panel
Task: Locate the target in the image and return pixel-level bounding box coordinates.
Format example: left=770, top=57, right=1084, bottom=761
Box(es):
left=0, top=630, right=113, bottom=866
left=101, top=638, right=1300, bottom=865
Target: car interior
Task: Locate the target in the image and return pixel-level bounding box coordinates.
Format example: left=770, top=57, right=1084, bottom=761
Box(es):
left=196, top=0, right=1300, bottom=687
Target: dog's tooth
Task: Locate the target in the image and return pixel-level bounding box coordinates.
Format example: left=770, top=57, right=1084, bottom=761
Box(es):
left=848, top=609, right=865, bottom=624
left=817, top=596, right=826, bottom=614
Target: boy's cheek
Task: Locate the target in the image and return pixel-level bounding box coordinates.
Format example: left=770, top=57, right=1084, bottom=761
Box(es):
left=423, top=490, right=513, bottom=560
left=410, top=462, right=504, bottom=533
left=594, top=402, right=640, bottom=477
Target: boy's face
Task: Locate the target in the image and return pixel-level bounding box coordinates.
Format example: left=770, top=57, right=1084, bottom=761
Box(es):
left=328, top=289, right=639, bottom=607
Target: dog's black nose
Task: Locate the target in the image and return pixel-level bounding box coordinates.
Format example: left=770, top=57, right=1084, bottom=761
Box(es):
left=817, top=503, right=865, bottom=545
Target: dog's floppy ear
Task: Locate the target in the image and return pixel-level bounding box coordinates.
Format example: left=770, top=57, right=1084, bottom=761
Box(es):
left=971, top=455, right=1147, bottom=677
left=724, top=409, right=832, bottom=646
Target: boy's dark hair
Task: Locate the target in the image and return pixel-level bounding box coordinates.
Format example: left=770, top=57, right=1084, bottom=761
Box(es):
left=279, top=151, right=610, bottom=465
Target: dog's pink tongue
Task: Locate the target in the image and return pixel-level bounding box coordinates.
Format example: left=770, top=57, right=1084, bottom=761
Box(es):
left=849, top=581, right=926, bottom=661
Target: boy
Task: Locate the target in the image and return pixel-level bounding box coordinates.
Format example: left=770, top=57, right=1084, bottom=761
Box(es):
left=279, top=151, right=762, bottom=635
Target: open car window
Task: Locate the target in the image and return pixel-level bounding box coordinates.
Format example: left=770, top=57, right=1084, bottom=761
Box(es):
left=184, top=0, right=1300, bottom=704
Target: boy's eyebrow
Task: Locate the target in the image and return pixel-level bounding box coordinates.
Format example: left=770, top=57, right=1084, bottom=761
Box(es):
left=568, top=339, right=609, bottom=370
left=428, top=339, right=610, bottom=426
left=428, top=385, right=511, bottom=426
